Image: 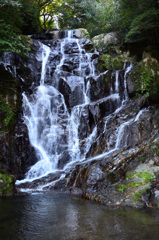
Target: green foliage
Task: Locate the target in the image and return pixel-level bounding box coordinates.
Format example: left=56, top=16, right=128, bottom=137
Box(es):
left=137, top=172, right=153, bottom=183
left=140, top=67, right=154, bottom=96
left=133, top=192, right=142, bottom=202
left=115, top=184, right=127, bottom=192
left=1, top=0, right=159, bottom=54
left=98, top=54, right=111, bottom=71
left=0, top=171, right=15, bottom=196
left=125, top=9, right=159, bottom=43
left=98, top=54, right=127, bottom=72
left=115, top=171, right=154, bottom=195
left=20, top=0, right=42, bottom=34
left=54, top=0, right=117, bottom=37
left=0, top=21, right=30, bottom=56
left=0, top=0, right=34, bottom=55
left=126, top=171, right=154, bottom=184
left=105, top=77, right=109, bottom=83
left=111, top=57, right=124, bottom=70
left=133, top=188, right=150, bottom=202
left=113, top=0, right=159, bottom=45
left=131, top=58, right=159, bottom=98
left=0, top=100, right=15, bottom=127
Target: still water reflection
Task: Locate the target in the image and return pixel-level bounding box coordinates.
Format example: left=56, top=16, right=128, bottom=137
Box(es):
left=0, top=193, right=159, bottom=240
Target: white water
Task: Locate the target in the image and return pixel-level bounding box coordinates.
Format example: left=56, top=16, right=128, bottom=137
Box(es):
left=41, top=44, right=51, bottom=84
left=16, top=30, right=136, bottom=189
left=18, top=30, right=99, bottom=183
left=123, top=63, right=133, bottom=104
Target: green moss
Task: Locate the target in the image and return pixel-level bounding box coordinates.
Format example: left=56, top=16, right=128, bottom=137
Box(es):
left=126, top=171, right=153, bottom=184
left=111, top=56, right=124, bottom=70
left=0, top=65, right=22, bottom=133
left=133, top=192, right=142, bottom=201
left=20, top=35, right=32, bottom=51
left=131, top=57, right=159, bottom=98
left=115, top=184, right=127, bottom=192
left=129, top=182, right=143, bottom=187
left=77, top=28, right=90, bottom=39
left=0, top=100, right=15, bottom=131
left=126, top=171, right=137, bottom=180
left=98, top=54, right=111, bottom=71
left=98, top=54, right=131, bottom=72
left=115, top=171, right=154, bottom=200
left=105, top=77, right=109, bottom=83
left=133, top=188, right=150, bottom=202
left=0, top=171, right=15, bottom=196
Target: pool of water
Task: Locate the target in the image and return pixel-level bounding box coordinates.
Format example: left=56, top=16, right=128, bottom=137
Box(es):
left=0, top=192, right=159, bottom=240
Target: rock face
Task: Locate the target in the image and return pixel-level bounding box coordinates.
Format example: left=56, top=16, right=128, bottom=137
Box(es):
left=92, top=32, right=118, bottom=48
left=61, top=103, right=159, bottom=208
left=130, top=51, right=159, bottom=101
left=31, top=28, right=90, bottom=40
left=0, top=42, right=42, bottom=179
left=93, top=32, right=159, bottom=102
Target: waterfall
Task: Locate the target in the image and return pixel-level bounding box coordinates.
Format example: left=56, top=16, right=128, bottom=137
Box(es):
left=16, top=30, right=135, bottom=187
left=20, top=30, right=99, bottom=181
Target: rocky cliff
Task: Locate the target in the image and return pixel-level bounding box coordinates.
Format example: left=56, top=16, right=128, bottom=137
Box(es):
left=1, top=29, right=159, bottom=209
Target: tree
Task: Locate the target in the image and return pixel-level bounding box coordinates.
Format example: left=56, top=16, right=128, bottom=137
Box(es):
left=113, top=0, right=159, bottom=44
left=39, top=0, right=63, bottom=29
left=125, top=8, right=159, bottom=44
left=57, top=0, right=107, bottom=37
left=0, top=0, right=24, bottom=53
left=20, top=0, right=41, bottom=34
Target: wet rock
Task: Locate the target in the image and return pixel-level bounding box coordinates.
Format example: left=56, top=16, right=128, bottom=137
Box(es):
left=59, top=78, right=72, bottom=109
left=31, top=29, right=90, bottom=41
left=57, top=151, right=71, bottom=169
left=31, top=30, right=71, bottom=40
left=59, top=76, right=85, bottom=109
left=16, top=171, right=64, bottom=189
left=88, top=71, right=111, bottom=101
left=61, top=104, right=159, bottom=208
left=13, top=120, right=38, bottom=179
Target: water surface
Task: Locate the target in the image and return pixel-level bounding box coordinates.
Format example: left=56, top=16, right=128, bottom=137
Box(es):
left=0, top=193, right=159, bottom=240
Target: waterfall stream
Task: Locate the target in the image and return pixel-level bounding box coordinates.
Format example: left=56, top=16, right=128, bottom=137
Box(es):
left=16, top=30, right=137, bottom=189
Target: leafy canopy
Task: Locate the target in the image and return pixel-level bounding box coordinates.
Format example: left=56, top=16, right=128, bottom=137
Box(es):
left=0, top=0, right=159, bottom=54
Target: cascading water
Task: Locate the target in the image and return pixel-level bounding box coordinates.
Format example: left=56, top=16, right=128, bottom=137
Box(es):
left=16, top=30, right=136, bottom=188
left=19, top=31, right=99, bottom=182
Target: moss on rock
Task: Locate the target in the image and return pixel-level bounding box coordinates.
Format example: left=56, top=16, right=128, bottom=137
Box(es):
left=76, top=28, right=90, bottom=39
left=0, top=65, right=22, bottom=133
left=98, top=54, right=111, bottom=71
left=0, top=170, right=15, bottom=196
left=98, top=54, right=132, bottom=71
left=20, top=35, right=33, bottom=51
left=111, top=56, right=124, bottom=70
left=131, top=53, right=159, bottom=100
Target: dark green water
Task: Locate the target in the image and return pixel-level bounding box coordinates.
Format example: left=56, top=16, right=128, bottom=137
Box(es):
left=0, top=193, right=159, bottom=240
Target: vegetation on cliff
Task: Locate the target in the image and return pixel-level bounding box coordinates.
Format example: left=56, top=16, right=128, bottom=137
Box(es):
left=0, top=0, right=159, bottom=54
left=0, top=169, right=15, bottom=196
